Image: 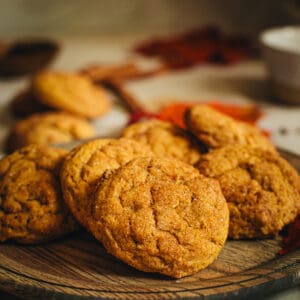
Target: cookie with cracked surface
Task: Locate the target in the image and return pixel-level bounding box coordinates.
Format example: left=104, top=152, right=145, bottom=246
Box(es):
left=32, top=72, right=110, bottom=119
left=60, top=138, right=154, bottom=229
left=196, top=145, right=300, bottom=239
left=185, top=105, right=276, bottom=153
left=122, top=119, right=203, bottom=165
left=0, top=145, right=77, bottom=244
left=90, top=156, right=229, bottom=278
left=5, top=112, right=96, bottom=153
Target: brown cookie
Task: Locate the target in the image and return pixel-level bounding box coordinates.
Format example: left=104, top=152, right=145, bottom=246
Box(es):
left=10, top=88, right=51, bottom=118
left=0, top=145, right=77, bottom=244
left=185, top=105, right=276, bottom=153
left=122, top=119, right=202, bottom=165
left=196, top=145, right=300, bottom=239
left=32, top=72, right=111, bottom=119
left=5, top=112, right=96, bottom=153
left=90, top=156, right=229, bottom=278
left=60, top=138, right=154, bottom=229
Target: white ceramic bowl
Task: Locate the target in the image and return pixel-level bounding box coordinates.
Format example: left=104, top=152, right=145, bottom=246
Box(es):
left=260, top=26, right=300, bottom=104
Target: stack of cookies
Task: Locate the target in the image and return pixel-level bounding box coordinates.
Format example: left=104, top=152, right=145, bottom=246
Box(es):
left=122, top=106, right=300, bottom=240
left=0, top=135, right=229, bottom=278
left=0, top=104, right=299, bottom=280
left=59, top=138, right=229, bottom=278
left=4, top=71, right=111, bottom=153
left=184, top=105, right=300, bottom=239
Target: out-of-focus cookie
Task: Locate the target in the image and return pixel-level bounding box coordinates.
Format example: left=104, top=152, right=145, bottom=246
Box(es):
left=122, top=119, right=203, bottom=165
left=0, top=145, right=77, bottom=244
left=5, top=112, right=96, bottom=153
left=185, top=105, right=276, bottom=153
left=60, top=138, right=154, bottom=229
left=32, top=72, right=111, bottom=119
left=90, top=156, right=229, bottom=278
left=10, top=88, right=51, bottom=118
left=196, top=145, right=300, bottom=239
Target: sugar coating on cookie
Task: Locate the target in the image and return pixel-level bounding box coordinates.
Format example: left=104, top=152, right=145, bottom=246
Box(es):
left=196, top=145, right=300, bottom=239
left=90, top=157, right=229, bottom=278
left=122, top=119, right=202, bottom=165
left=185, top=105, right=276, bottom=152
left=5, top=112, right=96, bottom=153
left=60, top=138, right=154, bottom=229
left=32, top=72, right=110, bottom=119
left=0, top=145, right=77, bottom=244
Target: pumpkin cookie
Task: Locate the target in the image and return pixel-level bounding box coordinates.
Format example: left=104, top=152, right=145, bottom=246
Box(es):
left=122, top=119, right=202, bottom=165
left=0, top=145, right=77, bottom=244
left=185, top=105, right=276, bottom=152
left=60, top=138, right=153, bottom=229
left=90, top=157, right=229, bottom=278
left=32, top=72, right=110, bottom=119
left=196, top=145, right=300, bottom=239
left=10, top=88, right=51, bottom=118
left=5, top=112, right=96, bottom=153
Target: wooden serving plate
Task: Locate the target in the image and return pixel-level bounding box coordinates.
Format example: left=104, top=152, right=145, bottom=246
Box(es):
left=0, top=149, right=299, bottom=300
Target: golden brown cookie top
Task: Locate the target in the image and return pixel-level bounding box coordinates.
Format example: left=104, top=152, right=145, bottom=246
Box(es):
left=32, top=72, right=111, bottom=119
left=185, top=105, right=276, bottom=153
left=122, top=119, right=202, bottom=165
left=0, top=145, right=77, bottom=244
left=90, top=157, right=229, bottom=278
left=196, top=145, right=300, bottom=239
left=60, top=138, right=154, bottom=229
left=5, top=112, right=96, bottom=153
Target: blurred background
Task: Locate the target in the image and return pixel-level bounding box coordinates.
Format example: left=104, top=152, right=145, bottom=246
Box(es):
left=0, top=0, right=299, bottom=37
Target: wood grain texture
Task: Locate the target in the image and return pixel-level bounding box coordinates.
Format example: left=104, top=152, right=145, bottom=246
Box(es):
left=0, top=149, right=299, bottom=300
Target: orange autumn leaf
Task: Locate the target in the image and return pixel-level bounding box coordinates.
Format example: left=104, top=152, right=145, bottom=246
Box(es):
left=158, top=101, right=263, bottom=129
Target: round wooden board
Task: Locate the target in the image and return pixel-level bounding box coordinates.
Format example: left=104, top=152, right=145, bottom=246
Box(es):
left=0, top=149, right=300, bottom=300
